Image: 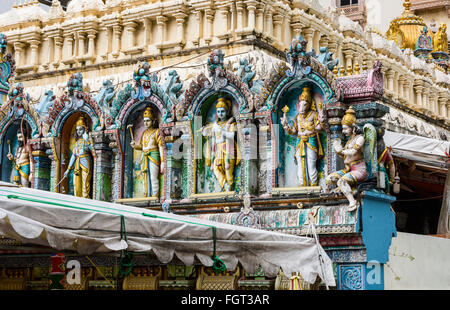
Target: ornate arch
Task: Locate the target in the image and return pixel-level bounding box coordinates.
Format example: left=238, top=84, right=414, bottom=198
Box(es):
left=47, top=74, right=106, bottom=137
left=178, top=49, right=255, bottom=120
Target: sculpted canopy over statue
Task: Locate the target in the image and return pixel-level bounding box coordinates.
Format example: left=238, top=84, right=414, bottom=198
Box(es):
left=7, top=132, right=32, bottom=187
left=64, top=116, right=93, bottom=198
left=203, top=97, right=241, bottom=192
left=281, top=87, right=325, bottom=187
left=326, top=107, right=367, bottom=211
left=130, top=107, right=164, bottom=198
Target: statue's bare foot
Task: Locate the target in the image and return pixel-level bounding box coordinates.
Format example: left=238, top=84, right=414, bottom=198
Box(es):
left=348, top=201, right=359, bottom=212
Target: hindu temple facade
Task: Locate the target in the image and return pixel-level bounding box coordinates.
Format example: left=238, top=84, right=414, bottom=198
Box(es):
left=0, top=0, right=448, bottom=290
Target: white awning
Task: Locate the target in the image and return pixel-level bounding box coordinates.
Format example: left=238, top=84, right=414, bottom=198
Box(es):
left=0, top=182, right=335, bottom=287
left=384, top=130, right=450, bottom=169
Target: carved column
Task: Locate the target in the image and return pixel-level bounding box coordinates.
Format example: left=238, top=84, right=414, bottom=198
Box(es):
left=265, top=6, right=274, bottom=39
left=302, top=28, right=315, bottom=52
left=237, top=115, right=258, bottom=196
left=438, top=94, right=447, bottom=119
left=29, top=39, right=40, bottom=69
left=91, top=132, right=113, bottom=202
left=77, top=31, right=86, bottom=58
left=328, top=36, right=338, bottom=55
left=156, top=16, right=168, bottom=50
left=86, top=30, right=97, bottom=63
left=174, top=12, right=187, bottom=49
left=13, top=42, right=24, bottom=68
left=204, top=10, right=215, bottom=45
left=255, top=3, right=265, bottom=34
left=43, top=36, right=53, bottom=70
left=217, top=5, right=231, bottom=42
left=143, top=18, right=152, bottom=51
left=326, top=104, right=346, bottom=177
left=124, top=21, right=137, bottom=50
left=343, top=49, right=354, bottom=76
left=319, top=35, right=330, bottom=49
left=63, top=32, right=74, bottom=61
left=386, top=69, right=395, bottom=95
left=403, top=79, right=412, bottom=106
left=30, top=139, right=51, bottom=191
left=415, top=83, right=423, bottom=110
left=398, top=76, right=405, bottom=102
left=53, top=36, right=63, bottom=69
left=273, top=14, right=283, bottom=46
left=193, top=10, right=203, bottom=46
left=112, top=25, right=122, bottom=58
left=246, top=0, right=257, bottom=31
left=236, top=1, right=245, bottom=32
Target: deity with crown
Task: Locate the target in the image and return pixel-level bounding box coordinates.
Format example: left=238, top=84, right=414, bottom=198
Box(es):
left=326, top=106, right=368, bottom=211
left=130, top=107, right=165, bottom=198
left=281, top=87, right=325, bottom=187
left=63, top=116, right=93, bottom=198
left=203, top=97, right=241, bottom=192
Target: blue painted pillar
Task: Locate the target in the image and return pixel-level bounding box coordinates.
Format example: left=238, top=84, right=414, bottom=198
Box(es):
left=337, top=190, right=396, bottom=290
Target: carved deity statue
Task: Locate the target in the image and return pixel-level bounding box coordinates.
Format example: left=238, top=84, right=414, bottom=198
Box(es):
left=433, top=24, right=448, bottom=53
left=386, top=20, right=405, bottom=49
left=203, top=97, right=241, bottom=192
left=130, top=107, right=164, bottom=198
left=63, top=116, right=93, bottom=198
left=281, top=87, right=325, bottom=187
left=326, top=107, right=368, bottom=211
left=7, top=132, right=32, bottom=187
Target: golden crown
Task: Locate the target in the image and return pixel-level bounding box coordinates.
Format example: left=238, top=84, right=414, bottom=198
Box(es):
left=216, top=97, right=231, bottom=111
left=342, top=106, right=357, bottom=127
left=75, top=115, right=88, bottom=129
left=143, top=107, right=155, bottom=120
left=299, top=87, right=312, bottom=103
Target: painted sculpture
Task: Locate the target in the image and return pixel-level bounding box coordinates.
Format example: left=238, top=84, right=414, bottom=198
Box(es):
left=203, top=97, right=241, bottom=192
left=7, top=132, right=31, bottom=187
left=63, top=115, right=93, bottom=198
left=326, top=106, right=367, bottom=211
left=281, top=87, right=325, bottom=187
left=130, top=107, right=164, bottom=198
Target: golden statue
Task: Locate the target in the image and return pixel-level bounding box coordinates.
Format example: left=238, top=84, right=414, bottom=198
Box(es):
left=433, top=24, right=448, bottom=53
left=64, top=116, right=93, bottom=198
left=386, top=20, right=405, bottom=49
left=203, top=97, right=241, bottom=192
left=7, top=132, right=32, bottom=187
left=281, top=86, right=325, bottom=187
left=130, top=107, right=164, bottom=198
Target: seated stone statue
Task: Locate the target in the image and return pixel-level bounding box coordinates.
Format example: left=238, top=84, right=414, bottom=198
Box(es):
left=326, top=106, right=367, bottom=211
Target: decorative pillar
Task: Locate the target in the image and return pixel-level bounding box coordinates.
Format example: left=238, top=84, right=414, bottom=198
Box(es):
left=43, top=36, right=53, bottom=69
left=403, top=79, right=412, bottom=106
left=91, top=132, right=113, bottom=202
left=255, top=3, right=265, bottom=34
left=29, top=39, right=40, bottom=68
left=77, top=31, right=86, bottom=57
left=174, top=13, right=187, bottom=49
left=302, top=28, right=315, bottom=52
left=325, top=104, right=346, bottom=176
left=328, top=35, right=338, bottom=55
left=319, top=35, right=330, bottom=50
left=438, top=94, right=447, bottom=119
left=343, top=50, right=354, bottom=76
left=273, top=14, right=283, bottom=46
left=246, top=0, right=257, bottom=31
left=30, top=139, right=51, bottom=191
left=64, top=33, right=74, bottom=60
left=124, top=21, right=137, bottom=50
left=217, top=6, right=230, bottom=41
left=13, top=42, right=24, bottom=68
left=204, top=9, right=215, bottom=45
left=237, top=116, right=258, bottom=196
left=265, top=7, right=274, bottom=39
left=53, top=36, right=63, bottom=69
left=112, top=25, right=122, bottom=58
left=86, top=30, right=97, bottom=63
left=143, top=18, right=152, bottom=51
left=415, top=84, right=423, bottom=109
left=236, top=1, right=244, bottom=32
left=398, top=76, right=405, bottom=102
left=193, top=10, right=203, bottom=46
left=386, top=69, right=394, bottom=95
left=156, top=16, right=168, bottom=47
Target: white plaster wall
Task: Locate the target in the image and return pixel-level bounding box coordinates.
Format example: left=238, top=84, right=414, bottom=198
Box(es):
left=384, top=232, right=450, bottom=289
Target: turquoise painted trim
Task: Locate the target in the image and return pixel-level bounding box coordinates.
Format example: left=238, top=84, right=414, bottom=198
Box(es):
left=360, top=190, right=397, bottom=264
